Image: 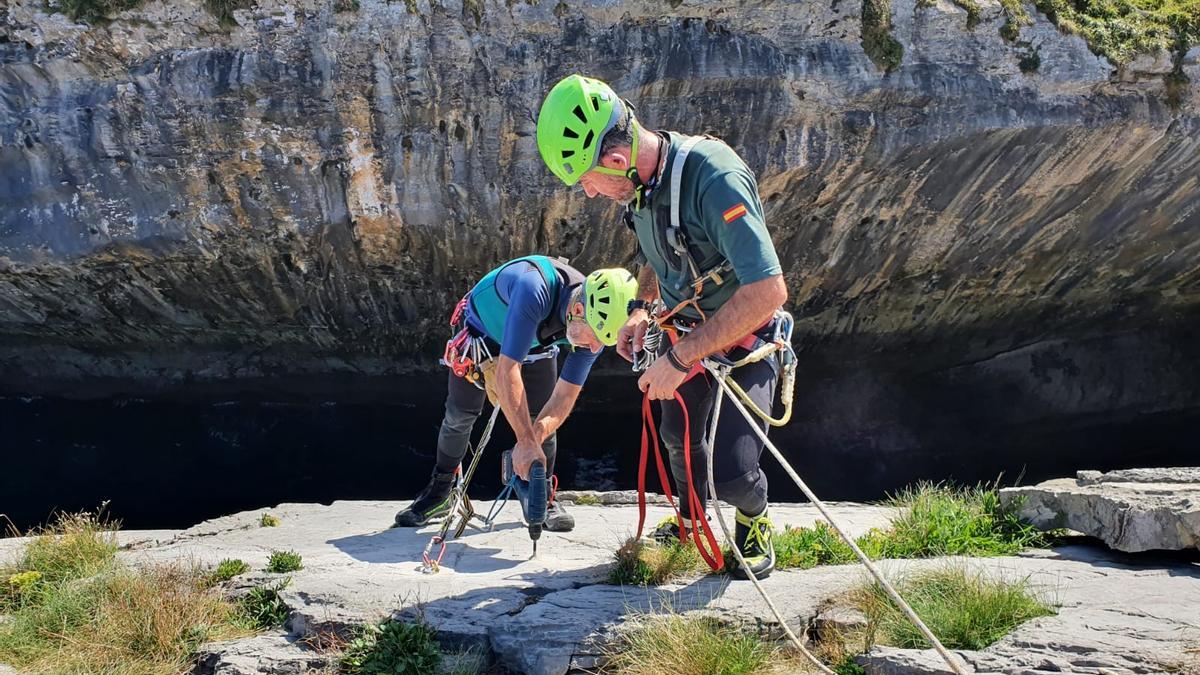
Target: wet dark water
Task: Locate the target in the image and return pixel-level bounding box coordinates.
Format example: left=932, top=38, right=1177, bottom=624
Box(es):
left=3, top=358, right=1197, bottom=532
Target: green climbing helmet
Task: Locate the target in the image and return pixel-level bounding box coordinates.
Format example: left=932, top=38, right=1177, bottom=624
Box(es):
left=582, top=268, right=639, bottom=347
left=536, top=74, right=634, bottom=186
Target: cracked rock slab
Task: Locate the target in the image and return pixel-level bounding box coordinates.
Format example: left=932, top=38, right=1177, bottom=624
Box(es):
left=109, top=498, right=892, bottom=673
left=855, top=547, right=1200, bottom=674
left=194, top=634, right=334, bottom=674
left=1000, top=468, right=1200, bottom=552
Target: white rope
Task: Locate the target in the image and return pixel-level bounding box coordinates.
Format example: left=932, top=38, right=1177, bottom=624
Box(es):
left=704, top=362, right=970, bottom=675
left=704, top=380, right=835, bottom=674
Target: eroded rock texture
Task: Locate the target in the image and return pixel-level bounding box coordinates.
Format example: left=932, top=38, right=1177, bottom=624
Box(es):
left=1002, top=468, right=1200, bottom=552
left=1, top=0, right=1198, bottom=483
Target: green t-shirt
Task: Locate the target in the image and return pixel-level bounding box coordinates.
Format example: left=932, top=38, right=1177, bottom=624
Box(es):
left=628, top=132, right=782, bottom=320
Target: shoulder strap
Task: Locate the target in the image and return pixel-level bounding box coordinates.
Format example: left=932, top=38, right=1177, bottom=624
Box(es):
left=670, top=135, right=704, bottom=236
left=666, top=135, right=712, bottom=287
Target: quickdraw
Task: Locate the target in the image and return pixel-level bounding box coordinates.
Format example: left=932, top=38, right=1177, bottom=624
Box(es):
left=442, top=295, right=493, bottom=390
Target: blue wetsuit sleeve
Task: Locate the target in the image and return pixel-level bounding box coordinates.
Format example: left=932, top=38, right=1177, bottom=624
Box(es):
left=499, top=266, right=553, bottom=363
left=560, top=348, right=601, bottom=386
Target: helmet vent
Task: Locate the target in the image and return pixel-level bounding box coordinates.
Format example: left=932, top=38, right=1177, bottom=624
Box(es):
left=590, top=95, right=601, bottom=111
left=572, top=105, right=588, bottom=124
left=583, top=130, right=594, bottom=149
left=562, top=127, right=579, bottom=139
left=561, top=150, right=575, bottom=158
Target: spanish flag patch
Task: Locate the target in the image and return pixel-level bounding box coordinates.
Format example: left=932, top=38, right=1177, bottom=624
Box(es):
left=722, top=202, right=748, bottom=223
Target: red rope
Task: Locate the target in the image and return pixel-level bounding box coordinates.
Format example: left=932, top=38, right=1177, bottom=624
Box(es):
left=636, top=390, right=724, bottom=572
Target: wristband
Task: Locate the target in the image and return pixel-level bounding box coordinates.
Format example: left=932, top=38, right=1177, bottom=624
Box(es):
left=665, top=348, right=692, bottom=374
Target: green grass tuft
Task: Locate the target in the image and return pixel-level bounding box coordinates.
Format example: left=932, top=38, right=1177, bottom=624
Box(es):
left=603, top=613, right=794, bottom=675
left=47, top=0, right=144, bottom=23
left=204, top=0, right=252, bottom=26
left=341, top=619, right=443, bottom=674
left=265, top=550, right=303, bottom=573
left=260, top=513, right=281, bottom=527
left=1000, top=0, right=1034, bottom=40
left=236, top=579, right=291, bottom=630
left=951, top=0, right=984, bottom=28
left=608, top=537, right=709, bottom=586
left=1033, top=0, right=1200, bottom=63
left=856, top=566, right=1056, bottom=650
left=209, top=558, right=250, bottom=585
left=573, top=494, right=602, bottom=506
left=774, top=483, right=1049, bottom=572
left=862, top=0, right=905, bottom=72
left=14, top=510, right=119, bottom=587
left=881, top=483, right=1049, bottom=557
left=1019, top=48, right=1043, bottom=72
left=0, top=511, right=252, bottom=672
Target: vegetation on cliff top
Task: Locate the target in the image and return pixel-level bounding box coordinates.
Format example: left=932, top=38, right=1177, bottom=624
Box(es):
left=608, top=482, right=1053, bottom=586
left=0, top=510, right=255, bottom=673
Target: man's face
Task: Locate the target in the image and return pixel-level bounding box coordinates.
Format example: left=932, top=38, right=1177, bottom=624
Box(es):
left=566, top=303, right=605, bottom=353
left=577, top=150, right=635, bottom=202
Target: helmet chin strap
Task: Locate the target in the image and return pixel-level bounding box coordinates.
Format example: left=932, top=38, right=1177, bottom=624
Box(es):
left=589, top=117, right=648, bottom=209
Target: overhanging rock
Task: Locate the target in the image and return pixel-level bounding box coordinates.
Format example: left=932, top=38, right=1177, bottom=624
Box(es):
left=1000, top=468, right=1200, bottom=552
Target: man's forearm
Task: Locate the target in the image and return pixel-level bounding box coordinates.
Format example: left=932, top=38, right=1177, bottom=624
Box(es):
left=672, top=275, right=788, bottom=365
left=494, top=355, right=539, bottom=446
left=533, top=380, right=582, bottom=443
left=638, top=265, right=660, bottom=302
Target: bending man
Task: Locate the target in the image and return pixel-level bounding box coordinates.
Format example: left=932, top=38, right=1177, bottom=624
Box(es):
left=395, top=255, right=637, bottom=533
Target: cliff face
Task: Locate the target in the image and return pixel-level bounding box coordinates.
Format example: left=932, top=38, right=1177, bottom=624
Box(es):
left=1, top=0, right=1198, bottom=465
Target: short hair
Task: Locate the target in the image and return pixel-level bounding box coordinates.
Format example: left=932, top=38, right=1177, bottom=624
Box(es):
left=599, top=101, right=635, bottom=157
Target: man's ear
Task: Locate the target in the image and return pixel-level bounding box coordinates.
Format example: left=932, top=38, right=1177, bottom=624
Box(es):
left=599, top=150, right=630, bottom=171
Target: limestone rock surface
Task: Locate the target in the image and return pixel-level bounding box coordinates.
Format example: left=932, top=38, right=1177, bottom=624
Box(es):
left=5, top=497, right=1192, bottom=675
left=194, top=634, right=334, bottom=675
left=1001, top=468, right=1200, bottom=552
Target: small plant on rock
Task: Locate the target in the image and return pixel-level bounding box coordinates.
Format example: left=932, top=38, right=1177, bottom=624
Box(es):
left=237, top=579, right=291, bottom=630
left=265, top=550, right=303, bottom=573
left=260, top=513, right=281, bottom=527
left=205, top=0, right=251, bottom=26
left=855, top=565, right=1056, bottom=650
left=48, top=0, right=144, bottom=23
left=341, top=619, right=443, bottom=674
left=209, top=558, right=250, bottom=585
left=604, top=612, right=798, bottom=675
left=608, top=536, right=708, bottom=586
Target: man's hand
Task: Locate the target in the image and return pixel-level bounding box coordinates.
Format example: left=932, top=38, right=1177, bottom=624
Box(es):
left=511, top=441, right=547, bottom=481
left=617, top=309, right=650, bottom=363
left=637, top=354, right=690, bottom=400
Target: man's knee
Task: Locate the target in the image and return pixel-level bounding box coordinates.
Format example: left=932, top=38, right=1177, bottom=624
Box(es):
left=713, top=467, right=768, bottom=511
left=441, top=404, right=482, bottom=433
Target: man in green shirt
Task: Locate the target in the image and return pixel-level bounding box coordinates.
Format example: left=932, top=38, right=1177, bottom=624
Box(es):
left=535, top=74, right=789, bottom=579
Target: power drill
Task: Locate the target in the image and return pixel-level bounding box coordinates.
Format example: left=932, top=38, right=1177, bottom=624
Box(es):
left=503, top=451, right=548, bottom=557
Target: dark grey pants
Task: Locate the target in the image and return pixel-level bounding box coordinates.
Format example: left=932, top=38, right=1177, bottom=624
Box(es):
left=658, top=335, right=778, bottom=518
left=434, top=356, right=558, bottom=476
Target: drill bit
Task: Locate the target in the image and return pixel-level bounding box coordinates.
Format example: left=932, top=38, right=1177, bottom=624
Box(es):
left=532, top=539, right=538, bottom=559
